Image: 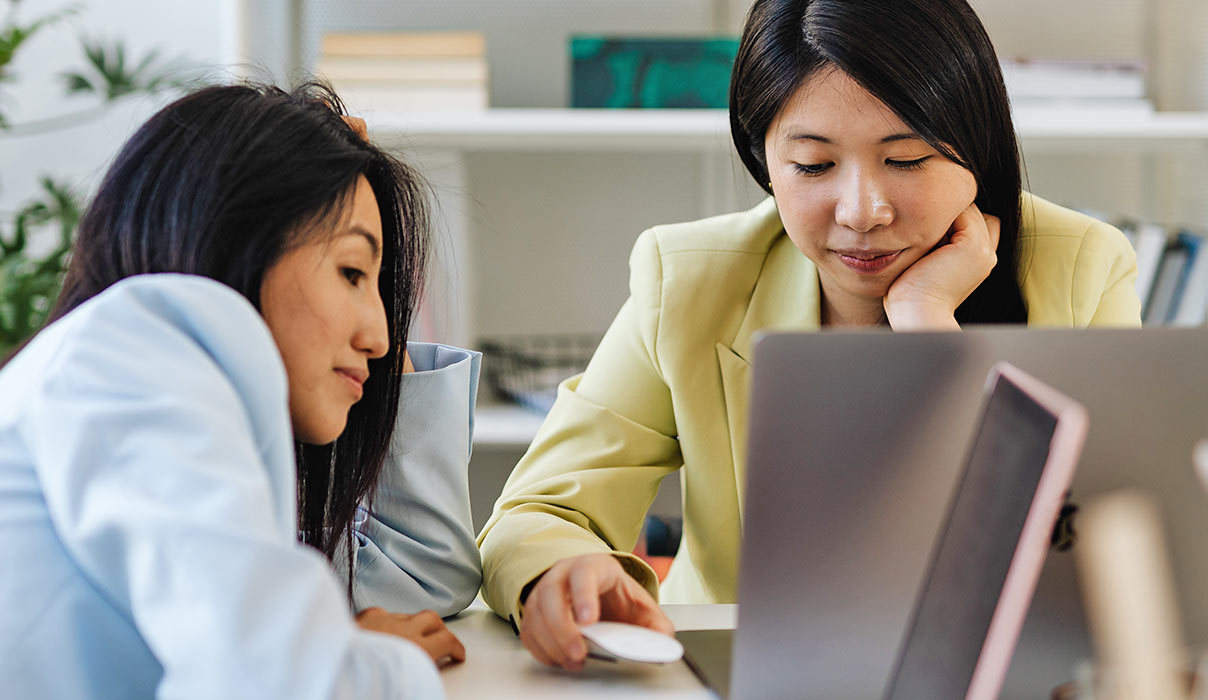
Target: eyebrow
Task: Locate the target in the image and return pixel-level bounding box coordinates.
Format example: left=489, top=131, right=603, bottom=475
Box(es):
left=343, top=226, right=382, bottom=260
left=786, top=132, right=923, bottom=145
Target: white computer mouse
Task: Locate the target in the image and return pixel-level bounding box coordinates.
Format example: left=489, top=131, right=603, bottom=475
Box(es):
left=578, top=621, right=684, bottom=664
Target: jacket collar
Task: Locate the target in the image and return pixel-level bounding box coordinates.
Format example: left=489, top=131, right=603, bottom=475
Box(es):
left=718, top=201, right=821, bottom=514
left=727, top=212, right=822, bottom=364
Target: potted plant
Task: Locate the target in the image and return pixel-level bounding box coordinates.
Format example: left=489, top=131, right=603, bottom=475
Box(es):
left=0, top=0, right=197, bottom=356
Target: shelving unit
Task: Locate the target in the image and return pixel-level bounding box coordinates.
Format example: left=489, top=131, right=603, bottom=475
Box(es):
left=472, top=403, right=546, bottom=449
left=368, top=107, right=1208, bottom=448
left=370, top=109, right=732, bottom=152
left=370, top=107, right=1208, bottom=152
left=232, top=1, right=1208, bottom=452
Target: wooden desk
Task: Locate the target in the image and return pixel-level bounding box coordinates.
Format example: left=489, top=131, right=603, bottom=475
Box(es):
left=442, top=603, right=737, bottom=699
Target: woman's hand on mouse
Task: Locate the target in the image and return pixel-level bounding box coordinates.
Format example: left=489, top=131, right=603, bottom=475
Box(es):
left=355, top=607, right=466, bottom=668
left=519, top=553, right=674, bottom=671
left=883, top=202, right=1000, bottom=330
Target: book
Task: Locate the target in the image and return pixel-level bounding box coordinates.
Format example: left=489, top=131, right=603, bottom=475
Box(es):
left=570, top=36, right=739, bottom=109
left=1170, top=231, right=1208, bottom=327
left=332, top=83, right=488, bottom=112
left=1143, top=241, right=1189, bottom=326
left=320, top=32, right=486, bottom=59
left=316, top=56, right=488, bottom=84
left=1132, top=223, right=1169, bottom=314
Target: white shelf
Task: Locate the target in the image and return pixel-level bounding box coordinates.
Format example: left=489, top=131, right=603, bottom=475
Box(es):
left=1014, top=110, right=1208, bottom=141
left=367, top=107, right=1208, bottom=152
left=369, top=109, right=732, bottom=151
left=473, top=403, right=546, bottom=449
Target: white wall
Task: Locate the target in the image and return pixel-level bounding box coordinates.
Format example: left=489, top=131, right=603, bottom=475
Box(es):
left=6, top=0, right=1206, bottom=229
left=0, top=0, right=231, bottom=224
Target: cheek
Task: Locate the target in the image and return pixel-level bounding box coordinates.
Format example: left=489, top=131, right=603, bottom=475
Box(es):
left=774, top=187, right=832, bottom=252
left=268, top=308, right=330, bottom=413
left=924, top=168, right=978, bottom=218
left=899, top=175, right=977, bottom=243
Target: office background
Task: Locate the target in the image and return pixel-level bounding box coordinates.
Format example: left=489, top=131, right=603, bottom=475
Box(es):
left=2, top=0, right=1207, bottom=528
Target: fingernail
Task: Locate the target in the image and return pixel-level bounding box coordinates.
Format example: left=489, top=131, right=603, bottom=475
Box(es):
left=576, top=605, right=591, bottom=623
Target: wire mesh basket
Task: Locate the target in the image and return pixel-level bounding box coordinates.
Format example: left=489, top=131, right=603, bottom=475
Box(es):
left=479, top=334, right=602, bottom=413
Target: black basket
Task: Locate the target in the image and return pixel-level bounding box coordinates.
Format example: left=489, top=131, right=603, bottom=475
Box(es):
left=479, top=334, right=601, bottom=413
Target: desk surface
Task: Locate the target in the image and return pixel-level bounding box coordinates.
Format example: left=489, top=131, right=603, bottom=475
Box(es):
left=442, top=603, right=737, bottom=699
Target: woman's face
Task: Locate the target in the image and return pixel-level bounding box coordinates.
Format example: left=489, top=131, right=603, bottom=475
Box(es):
left=260, top=175, right=389, bottom=444
left=764, top=68, right=978, bottom=316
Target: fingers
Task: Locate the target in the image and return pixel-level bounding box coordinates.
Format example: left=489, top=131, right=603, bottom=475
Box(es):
left=628, top=595, right=676, bottom=635
left=945, top=203, right=999, bottom=270
left=341, top=114, right=369, bottom=141
left=982, top=211, right=1001, bottom=252
left=534, top=565, right=589, bottom=669
left=355, top=606, right=384, bottom=623
left=519, top=619, right=556, bottom=666
left=520, top=554, right=673, bottom=671
left=422, top=628, right=466, bottom=667
left=520, top=604, right=579, bottom=670
left=568, top=564, right=601, bottom=625
left=948, top=203, right=983, bottom=240
left=604, top=574, right=675, bottom=635
left=951, top=203, right=998, bottom=246
left=353, top=607, right=467, bottom=667
left=520, top=555, right=618, bottom=670
left=412, top=609, right=445, bottom=635
left=401, top=612, right=465, bottom=666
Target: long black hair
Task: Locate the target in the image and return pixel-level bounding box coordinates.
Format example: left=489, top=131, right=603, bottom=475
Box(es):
left=730, top=0, right=1027, bottom=323
left=47, top=82, right=431, bottom=598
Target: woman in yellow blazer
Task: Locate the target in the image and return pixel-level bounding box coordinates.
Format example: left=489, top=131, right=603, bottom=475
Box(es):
left=479, top=0, right=1142, bottom=670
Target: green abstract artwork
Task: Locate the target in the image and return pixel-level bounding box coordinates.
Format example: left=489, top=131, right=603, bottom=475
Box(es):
left=570, top=36, right=740, bottom=109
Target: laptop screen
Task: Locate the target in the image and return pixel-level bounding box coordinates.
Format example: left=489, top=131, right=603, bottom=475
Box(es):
left=884, top=373, right=1060, bottom=699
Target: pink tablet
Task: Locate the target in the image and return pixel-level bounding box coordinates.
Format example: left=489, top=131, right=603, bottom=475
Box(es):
left=884, top=362, right=1089, bottom=700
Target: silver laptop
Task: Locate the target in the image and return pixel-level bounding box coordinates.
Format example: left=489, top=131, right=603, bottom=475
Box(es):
left=682, top=354, right=1088, bottom=699
left=682, top=327, right=1208, bottom=700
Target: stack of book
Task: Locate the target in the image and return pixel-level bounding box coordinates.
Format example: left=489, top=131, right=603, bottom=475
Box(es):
left=1119, top=222, right=1208, bottom=326
left=1000, top=57, right=1152, bottom=117
left=316, top=31, right=488, bottom=113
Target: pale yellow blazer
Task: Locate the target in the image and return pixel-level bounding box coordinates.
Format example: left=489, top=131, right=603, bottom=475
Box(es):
left=478, top=193, right=1142, bottom=623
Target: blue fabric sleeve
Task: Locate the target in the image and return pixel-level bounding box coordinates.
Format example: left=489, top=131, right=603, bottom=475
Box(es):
left=351, top=342, right=483, bottom=616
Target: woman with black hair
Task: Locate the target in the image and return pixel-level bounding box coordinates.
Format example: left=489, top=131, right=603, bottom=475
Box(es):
left=0, top=83, right=480, bottom=698
left=479, top=0, right=1142, bottom=671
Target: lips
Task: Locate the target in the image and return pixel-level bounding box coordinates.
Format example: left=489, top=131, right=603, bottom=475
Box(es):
left=833, top=248, right=903, bottom=274
left=335, top=367, right=368, bottom=399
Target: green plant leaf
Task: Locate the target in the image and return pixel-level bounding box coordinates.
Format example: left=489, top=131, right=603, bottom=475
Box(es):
left=61, top=37, right=197, bottom=102
left=61, top=70, right=94, bottom=94
left=0, top=5, right=79, bottom=75
left=0, top=176, right=82, bottom=352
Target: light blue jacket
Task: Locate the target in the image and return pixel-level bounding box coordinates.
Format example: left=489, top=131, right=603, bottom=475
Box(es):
left=349, top=341, right=483, bottom=614
left=0, top=274, right=480, bottom=699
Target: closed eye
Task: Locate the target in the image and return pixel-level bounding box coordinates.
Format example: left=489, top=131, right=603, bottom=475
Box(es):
left=794, top=162, right=833, bottom=176
left=342, top=267, right=366, bottom=286
left=886, top=156, right=931, bottom=171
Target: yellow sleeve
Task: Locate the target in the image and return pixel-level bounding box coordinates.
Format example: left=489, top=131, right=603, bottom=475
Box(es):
left=477, top=230, right=683, bottom=623
left=1077, top=220, right=1143, bottom=327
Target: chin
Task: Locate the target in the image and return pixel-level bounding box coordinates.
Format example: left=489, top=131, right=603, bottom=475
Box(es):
left=296, top=419, right=348, bottom=445
left=836, top=272, right=895, bottom=299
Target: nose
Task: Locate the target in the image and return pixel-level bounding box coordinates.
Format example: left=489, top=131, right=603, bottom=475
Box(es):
left=356, top=287, right=390, bottom=360
left=834, top=170, right=894, bottom=233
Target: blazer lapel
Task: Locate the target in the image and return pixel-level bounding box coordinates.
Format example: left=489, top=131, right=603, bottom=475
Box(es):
left=717, top=232, right=822, bottom=519
left=717, top=343, right=753, bottom=514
